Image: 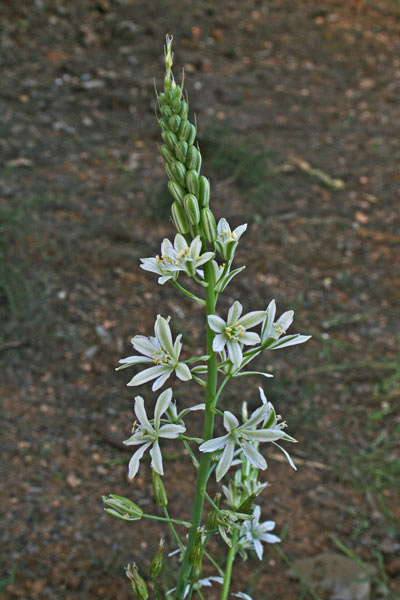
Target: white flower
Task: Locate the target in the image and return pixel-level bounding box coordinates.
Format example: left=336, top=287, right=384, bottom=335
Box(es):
left=117, top=315, right=192, bottom=391
left=238, top=505, right=280, bottom=560
left=233, top=594, right=253, bottom=600
left=167, top=576, right=223, bottom=598
left=199, top=402, right=292, bottom=481
left=123, top=388, right=185, bottom=478
left=208, top=301, right=265, bottom=369
left=215, top=218, right=247, bottom=261
left=258, top=387, right=297, bottom=470
left=139, top=238, right=181, bottom=285
left=261, top=299, right=311, bottom=350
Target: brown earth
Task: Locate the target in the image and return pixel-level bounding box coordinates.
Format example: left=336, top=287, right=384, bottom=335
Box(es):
left=1, top=0, right=399, bottom=599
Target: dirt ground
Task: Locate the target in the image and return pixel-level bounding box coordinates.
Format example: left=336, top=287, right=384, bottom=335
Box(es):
left=1, top=0, right=399, bottom=598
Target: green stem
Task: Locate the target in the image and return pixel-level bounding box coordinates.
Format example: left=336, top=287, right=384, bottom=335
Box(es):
left=182, top=439, right=200, bottom=468
left=163, top=506, right=185, bottom=551
left=175, top=260, right=218, bottom=600
left=172, top=281, right=206, bottom=306
left=153, top=579, right=161, bottom=600
left=143, top=513, right=190, bottom=527
left=220, top=529, right=238, bottom=600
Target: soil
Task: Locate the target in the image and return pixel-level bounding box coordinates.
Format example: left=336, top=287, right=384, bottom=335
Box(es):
left=1, top=1, right=399, bottom=599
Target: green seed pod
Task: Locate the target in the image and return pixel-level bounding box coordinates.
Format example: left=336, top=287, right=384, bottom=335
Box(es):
left=185, top=169, right=199, bottom=196
left=185, top=146, right=201, bottom=171
left=149, top=539, right=164, bottom=579
left=175, top=140, right=188, bottom=163
left=168, top=180, right=186, bottom=205
left=158, top=118, right=169, bottom=131
left=186, top=123, right=197, bottom=145
left=160, top=105, right=173, bottom=119
left=184, top=193, right=200, bottom=225
left=152, top=470, right=168, bottom=507
left=171, top=160, right=186, bottom=186
left=171, top=201, right=190, bottom=234
left=168, top=114, right=181, bottom=133
left=179, top=100, right=188, bottom=120
left=198, top=176, right=210, bottom=208
left=171, top=96, right=181, bottom=113
left=177, top=119, right=190, bottom=141
left=126, top=564, right=149, bottom=600
left=200, top=207, right=217, bottom=243
left=189, top=527, right=204, bottom=579
left=160, top=144, right=175, bottom=164
left=162, top=130, right=178, bottom=149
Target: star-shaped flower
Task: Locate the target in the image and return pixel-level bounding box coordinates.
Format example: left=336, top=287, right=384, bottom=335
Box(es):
left=208, top=301, right=265, bottom=369
left=238, top=505, right=280, bottom=560
left=117, top=315, right=192, bottom=391
left=261, top=299, right=311, bottom=350
left=199, top=402, right=293, bottom=481
left=123, top=388, right=185, bottom=478
left=215, top=218, right=247, bottom=261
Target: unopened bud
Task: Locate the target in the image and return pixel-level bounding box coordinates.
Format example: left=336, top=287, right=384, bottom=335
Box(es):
left=160, top=144, right=175, bottom=164
left=168, top=180, right=186, bottom=204
left=185, top=146, right=201, bottom=171
left=177, top=119, right=190, bottom=141
left=162, top=130, right=178, bottom=149
left=125, top=563, right=148, bottom=600
left=103, top=494, right=143, bottom=521
left=171, top=160, right=187, bottom=186
left=152, top=470, right=168, bottom=507
left=175, top=140, right=188, bottom=163
left=184, top=194, right=200, bottom=225
left=200, top=208, right=217, bottom=243
left=186, top=123, right=197, bottom=145
left=149, top=539, right=164, bottom=579
left=185, top=169, right=199, bottom=196
left=198, top=176, right=210, bottom=208
left=171, top=201, right=190, bottom=235
left=189, top=527, right=204, bottom=578
left=168, top=114, right=181, bottom=133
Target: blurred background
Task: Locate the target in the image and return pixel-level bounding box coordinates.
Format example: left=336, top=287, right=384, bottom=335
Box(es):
left=1, top=1, right=399, bottom=598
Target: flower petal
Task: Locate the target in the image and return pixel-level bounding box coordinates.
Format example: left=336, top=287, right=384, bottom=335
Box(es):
left=207, top=315, right=226, bottom=333
left=199, top=434, right=230, bottom=453
left=213, top=333, right=226, bottom=352
left=152, top=369, right=172, bottom=391
left=175, top=362, right=192, bottom=381
left=275, top=310, right=294, bottom=333
left=227, top=340, right=243, bottom=368
left=238, top=310, right=265, bottom=329
left=132, top=335, right=159, bottom=357
left=155, top=315, right=174, bottom=355
left=261, top=299, right=276, bottom=342
left=159, top=423, right=186, bottom=438
left=223, top=411, right=239, bottom=432
left=135, top=396, right=153, bottom=430
left=269, top=334, right=311, bottom=350
left=216, top=439, right=235, bottom=481
left=241, top=441, right=267, bottom=470
left=127, top=364, right=168, bottom=387
left=128, top=443, right=151, bottom=479
left=227, top=301, right=243, bottom=324
left=154, top=388, right=173, bottom=428
left=239, top=331, right=261, bottom=346
left=118, top=355, right=153, bottom=366
left=150, top=440, right=164, bottom=475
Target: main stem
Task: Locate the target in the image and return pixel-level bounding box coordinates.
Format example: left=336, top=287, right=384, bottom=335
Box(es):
left=220, top=529, right=238, bottom=600
left=175, top=261, right=217, bottom=599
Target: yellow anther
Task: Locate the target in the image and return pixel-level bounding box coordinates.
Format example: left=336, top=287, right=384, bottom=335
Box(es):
left=131, top=420, right=137, bottom=434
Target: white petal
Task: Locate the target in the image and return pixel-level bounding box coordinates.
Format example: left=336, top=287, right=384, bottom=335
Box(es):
left=238, top=310, right=265, bottom=329
left=270, top=334, right=311, bottom=349
left=253, top=539, right=264, bottom=560
left=207, top=314, right=226, bottom=333
left=239, top=331, right=261, bottom=346
left=140, top=260, right=163, bottom=275
left=150, top=440, right=164, bottom=475
left=223, top=411, right=239, bottom=432
left=196, top=252, right=214, bottom=266
left=135, top=396, right=153, bottom=430
left=154, top=388, right=173, bottom=428
left=199, top=434, right=229, bottom=453
left=175, top=362, right=192, bottom=381
left=227, top=340, right=243, bottom=368
left=262, top=533, right=280, bottom=544
left=245, top=429, right=285, bottom=442
left=241, top=442, right=267, bottom=470
left=275, top=310, right=294, bottom=333
left=216, top=439, right=235, bottom=481
left=189, top=235, right=202, bottom=258
left=132, top=335, right=159, bottom=357
left=161, top=238, right=173, bottom=254
left=213, top=333, right=226, bottom=352
left=158, top=275, right=173, bottom=285
left=227, top=301, right=243, bottom=324
left=159, top=423, right=186, bottom=438
left=217, top=217, right=230, bottom=235
left=259, top=387, right=268, bottom=404
left=233, top=223, right=247, bottom=239
left=155, top=315, right=174, bottom=355
left=174, top=233, right=187, bottom=252
left=127, top=364, right=168, bottom=387
left=173, top=333, right=183, bottom=359
left=128, top=443, right=151, bottom=478
left=118, top=355, right=153, bottom=365
left=272, top=442, right=297, bottom=470
left=261, top=299, right=276, bottom=342
left=152, top=369, right=172, bottom=391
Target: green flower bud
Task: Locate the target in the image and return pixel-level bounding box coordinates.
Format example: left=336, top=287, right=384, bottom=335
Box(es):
left=186, top=123, right=197, bottom=145
left=185, top=146, right=201, bottom=171
left=152, top=470, right=168, bottom=507
left=175, top=140, right=188, bottom=163
left=168, top=180, right=186, bottom=205
left=149, top=539, right=164, bottom=579
left=200, top=208, right=217, bottom=243
left=160, top=105, right=173, bottom=119
left=171, top=201, right=190, bottom=234
left=160, top=144, right=175, bottom=164
left=171, top=160, right=186, bottom=186
left=171, top=97, right=181, bottom=113
left=185, top=169, right=199, bottom=196
left=168, top=114, right=181, bottom=133
left=126, top=564, right=149, bottom=600
left=162, top=130, right=178, bottom=149
left=179, top=100, right=188, bottom=120
left=158, top=92, right=166, bottom=105
left=177, top=119, right=190, bottom=141
left=164, top=161, right=175, bottom=182
left=173, top=85, right=182, bottom=100
left=158, top=118, right=168, bottom=131
left=165, top=88, right=174, bottom=103
left=184, top=194, right=200, bottom=225
left=198, top=176, right=210, bottom=208
left=206, top=493, right=221, bottom=531
left=238, top=493, right=257, bottom=515
left=103, top=494, right=143, bottom=521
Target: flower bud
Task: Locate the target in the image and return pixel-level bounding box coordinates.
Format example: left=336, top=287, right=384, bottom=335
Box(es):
left=149, top=539, right=164, bottom=579
left=179, top=100, right=188, bottom=120
left=185, top=146, right=201, bottom=171
left=160, top=105, right=173, bottom=119
left=171, top=160, right=187, bottom=186
left=125, top=563, right=149, bottom=600
left=177, top=119, right=190, bottom=141
left=186, top=123, right=197, bottom=145
left=171, top=97, right=181, bottom=113
left=164, top=161, right=175, bottom=182
left=162, top=130, right=178, bottom=149
left=158, top=118, right=168, bottom=131
left=175, top=140, right=188, bottom=163
left=185, top=169, right=199, bottom=196
left=103, top=494, right=143, bottom=521
left=152, top=470, right=168, bottom=507
left=206, top=493, right=221, bottom=532
left=198, top=176, right=210, bottom=208
left=160, top=144, right=175, bottom=164
left=184, top=194, right=200, bottom=225
left=200, top=208, right=217, bottom=243
left=168, top=114, right=181, bottom=133
left=168, top=180, right=186, bottom=205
